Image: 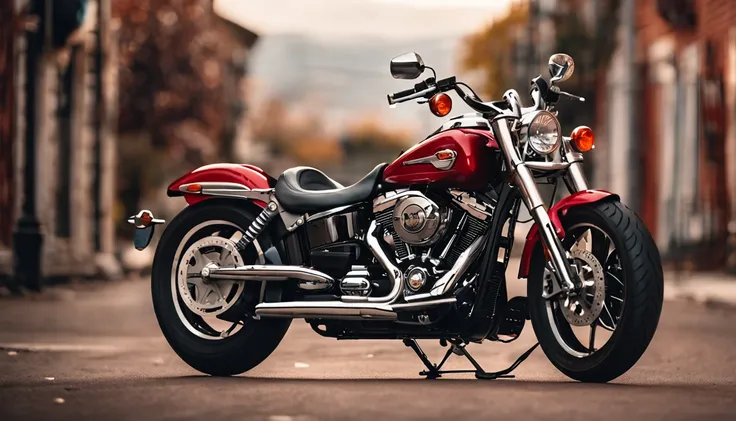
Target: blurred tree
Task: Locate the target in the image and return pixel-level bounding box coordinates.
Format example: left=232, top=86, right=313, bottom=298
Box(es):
left=552, top=0, right=620, bottom=130
left=113, top=0, right=236, bottom=235
left=460, top=1, right=528, bottom=99
left=113, top=0, right=226, bottom=148
left=342, top=117, right=412, bottom=156
left=249, top=97, right=344, bottom=166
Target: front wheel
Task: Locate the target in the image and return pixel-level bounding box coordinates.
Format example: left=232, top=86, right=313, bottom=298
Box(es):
left=528, top=200, right=663, bottom=383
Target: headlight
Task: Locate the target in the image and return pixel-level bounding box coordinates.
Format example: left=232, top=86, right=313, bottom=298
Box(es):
left=520, top=110, right=561, bottom=155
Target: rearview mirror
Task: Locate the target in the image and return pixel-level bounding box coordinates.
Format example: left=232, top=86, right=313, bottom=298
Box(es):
left=390, top=52, right=425, bottom=80
left=548, top=53, right=575, bottom=84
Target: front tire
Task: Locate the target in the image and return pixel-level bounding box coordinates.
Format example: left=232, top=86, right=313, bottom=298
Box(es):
left=528, top=200, right=663, bottom=383
left=151, top=201, right=291, bottom=376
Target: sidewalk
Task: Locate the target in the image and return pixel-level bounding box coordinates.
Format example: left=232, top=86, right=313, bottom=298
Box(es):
left=664, top=271, right=736, bottom=309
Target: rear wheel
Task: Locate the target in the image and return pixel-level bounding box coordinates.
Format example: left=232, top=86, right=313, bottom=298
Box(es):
left=528, top=200, right=663, bottom=382
left=152, top=201, right=291, bottom=376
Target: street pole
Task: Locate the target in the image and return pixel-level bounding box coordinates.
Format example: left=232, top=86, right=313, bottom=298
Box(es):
left=621, top=0, right=639, bottom=212
left=13, top=0, right=48, bottom=291
left=92, top=0, right=103, bottom=252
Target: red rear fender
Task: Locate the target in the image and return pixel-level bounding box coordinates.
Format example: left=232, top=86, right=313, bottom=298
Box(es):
left=167, top=163, right=275, bottom=207
left=517, top=190, right=620, bottom=278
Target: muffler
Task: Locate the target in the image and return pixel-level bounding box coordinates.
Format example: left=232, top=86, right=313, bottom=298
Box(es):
left=254, top=297, right=457, bottom=320
left=208, top=265, right=334, bottom=291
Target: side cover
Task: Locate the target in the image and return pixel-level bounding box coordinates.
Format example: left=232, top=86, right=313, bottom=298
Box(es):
left=517, top=190, right=620, bottom=278
left=167, top=163, right=276, bottom=207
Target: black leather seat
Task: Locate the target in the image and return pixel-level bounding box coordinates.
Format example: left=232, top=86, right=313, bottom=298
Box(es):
left=275, top=164, right=387, bottom=214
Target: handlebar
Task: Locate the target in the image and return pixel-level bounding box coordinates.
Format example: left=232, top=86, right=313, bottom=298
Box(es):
left=387, top=77, right=506, bottom=116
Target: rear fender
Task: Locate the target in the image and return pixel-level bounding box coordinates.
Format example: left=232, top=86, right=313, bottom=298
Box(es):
left=167, top=163, right=276, bottom=207
left=517, top=190, right=620, bottom=278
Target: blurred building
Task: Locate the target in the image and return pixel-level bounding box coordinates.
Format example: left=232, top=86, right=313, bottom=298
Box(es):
left=0, top=0, right=119, bottom=285
left=597, top=0, right=736, bottom=271
left=212, top=12, right=259, bottom=162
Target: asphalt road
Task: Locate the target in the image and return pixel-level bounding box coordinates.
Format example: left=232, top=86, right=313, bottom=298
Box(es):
left=1, top=261, right=736, bottom=421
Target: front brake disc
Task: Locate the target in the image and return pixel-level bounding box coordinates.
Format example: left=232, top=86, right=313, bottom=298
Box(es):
left=558, top=248, right=605, bottom=326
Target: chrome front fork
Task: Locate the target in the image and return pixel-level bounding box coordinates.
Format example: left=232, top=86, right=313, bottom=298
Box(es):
left=492, top=118, right=578, bottom=291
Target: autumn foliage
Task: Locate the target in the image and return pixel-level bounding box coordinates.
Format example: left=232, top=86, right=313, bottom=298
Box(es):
left=460, top=1, right=529, bottom=99
left=113, top=0, right=228, bottom=161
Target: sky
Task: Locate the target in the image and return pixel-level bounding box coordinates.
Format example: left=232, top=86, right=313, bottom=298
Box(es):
left=214, top=0, right=512, bottom=40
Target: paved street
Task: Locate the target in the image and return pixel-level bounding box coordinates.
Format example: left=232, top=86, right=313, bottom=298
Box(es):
left=1, top=259, right=736, bottom=421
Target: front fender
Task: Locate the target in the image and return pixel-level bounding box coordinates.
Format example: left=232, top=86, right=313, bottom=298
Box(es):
left=167, top=163, right=276, bottom=207
left=517, top=189, right=620, bottom=278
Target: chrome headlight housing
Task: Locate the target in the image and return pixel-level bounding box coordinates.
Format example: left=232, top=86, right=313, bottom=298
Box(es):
left=520, top=110, right=561, bottom=155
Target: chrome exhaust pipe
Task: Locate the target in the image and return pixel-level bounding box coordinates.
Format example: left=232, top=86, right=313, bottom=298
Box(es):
left=255, top=297, right=457, bottom=320
left=208, top=265, right=334, bottom=291
left=341, top=220, right=404, bottom=304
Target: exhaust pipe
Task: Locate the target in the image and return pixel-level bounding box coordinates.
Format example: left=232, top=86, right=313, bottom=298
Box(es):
left=208, top=265, right=334, bottom=291
left=255, top=297, right=457, bottom=320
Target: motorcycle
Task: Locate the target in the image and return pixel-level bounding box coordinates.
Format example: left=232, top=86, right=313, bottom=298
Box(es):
left=129, top=52, right=663, bottom=382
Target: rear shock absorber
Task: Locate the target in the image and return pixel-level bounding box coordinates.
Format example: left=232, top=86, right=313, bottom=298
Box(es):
left=235, top=201, right=279, bottom=252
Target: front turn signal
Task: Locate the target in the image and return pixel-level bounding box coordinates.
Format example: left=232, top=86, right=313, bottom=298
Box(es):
left=570, top=126, right=595, bottom=152
left=429, top=93, right=452, bottom=117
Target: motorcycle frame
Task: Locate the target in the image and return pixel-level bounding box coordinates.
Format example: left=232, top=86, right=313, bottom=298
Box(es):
left=155, top=88, right=620, bottom=341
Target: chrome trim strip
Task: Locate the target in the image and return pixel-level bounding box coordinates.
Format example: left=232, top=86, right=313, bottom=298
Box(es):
left=306, top=204, right=356, bottom=223
left=402, top=149, right=457, bottom=170
left=179, top=182, right=273, bottom=202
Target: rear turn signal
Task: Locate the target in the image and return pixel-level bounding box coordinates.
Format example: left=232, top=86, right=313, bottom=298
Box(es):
left=429, top=93, right=452, bottom=117
left=570, top=126, right=594, bottom=152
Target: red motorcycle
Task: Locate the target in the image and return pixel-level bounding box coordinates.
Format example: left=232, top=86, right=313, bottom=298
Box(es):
left=130, top=53, right=663, bottom=382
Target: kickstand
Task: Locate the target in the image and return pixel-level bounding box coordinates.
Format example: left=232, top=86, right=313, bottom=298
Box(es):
left=403, top=338, right=539, bottom=380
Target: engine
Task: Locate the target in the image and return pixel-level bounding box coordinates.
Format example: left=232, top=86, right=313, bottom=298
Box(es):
left=372, top=189, right=493, bottom=294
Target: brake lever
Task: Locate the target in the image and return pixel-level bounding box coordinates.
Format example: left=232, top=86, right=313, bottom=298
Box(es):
left=549, top=86, right=585, bottom=102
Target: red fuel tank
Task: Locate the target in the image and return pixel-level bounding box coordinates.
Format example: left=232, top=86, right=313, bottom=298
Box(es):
left=383, top=128, right=498, bottom=190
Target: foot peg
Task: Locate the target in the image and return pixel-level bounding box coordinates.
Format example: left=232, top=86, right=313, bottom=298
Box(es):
left=403, top=337, right=538, bottom=380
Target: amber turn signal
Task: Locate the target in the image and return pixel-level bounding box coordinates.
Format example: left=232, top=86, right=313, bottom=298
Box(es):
left=429, top=93, right=452, bottom=117
left=186, top=183, right=202, bottom=193
left=570, top=126, right=595, bottom=152
left=435, top=150, right=454, bottom=160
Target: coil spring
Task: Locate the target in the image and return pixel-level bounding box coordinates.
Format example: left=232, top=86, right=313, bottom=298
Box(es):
left=235, top=202, right=278, bottom=251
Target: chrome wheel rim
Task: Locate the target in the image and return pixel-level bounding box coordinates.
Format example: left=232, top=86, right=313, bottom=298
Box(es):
left=170, top=220, right=264, bottom=341
left=543, top=223, right=625, bottom=358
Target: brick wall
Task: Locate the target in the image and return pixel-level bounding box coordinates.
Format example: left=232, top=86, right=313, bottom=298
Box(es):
left=635, top=0, right=736, bottom=265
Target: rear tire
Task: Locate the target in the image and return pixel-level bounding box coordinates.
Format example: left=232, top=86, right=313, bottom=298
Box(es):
left=528, top=200, right=663, bottom=383
left=151, top=201, right=291, bottom=376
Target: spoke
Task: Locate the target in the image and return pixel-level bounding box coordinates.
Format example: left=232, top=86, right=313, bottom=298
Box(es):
left=220, top=248, right=232, bottom=262
left=607, top=271, right=624, bottom=287
left=588, top=323, right=597, bottom=354
left=190, top=249, right=211, bottom=273
left=610, top=295, right=624, bottom=303
left=573, top=229, right=590, bottom=251
left=603, top=303, right=617, bottom=329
